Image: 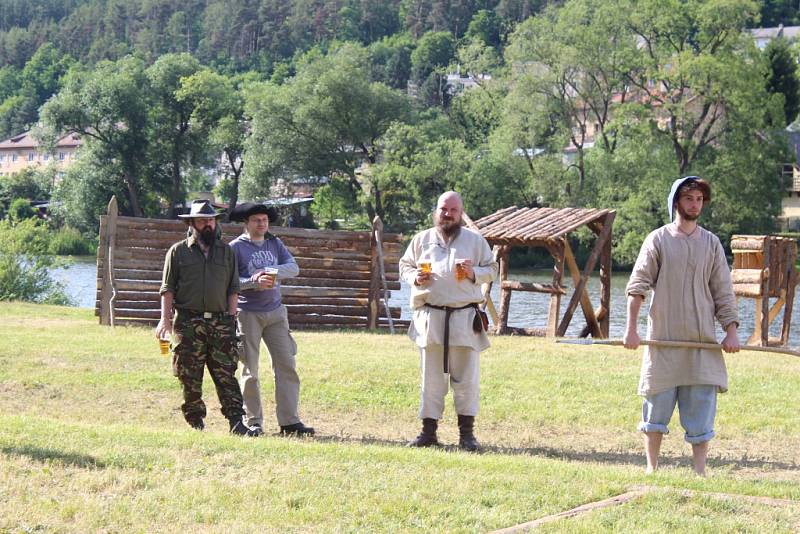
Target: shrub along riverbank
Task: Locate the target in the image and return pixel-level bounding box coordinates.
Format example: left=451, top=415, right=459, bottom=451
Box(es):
left=0, top=303, right=798, bottom=531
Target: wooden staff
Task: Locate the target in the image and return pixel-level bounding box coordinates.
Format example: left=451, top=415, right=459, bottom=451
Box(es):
left=556, top=338, right=800, bottom=358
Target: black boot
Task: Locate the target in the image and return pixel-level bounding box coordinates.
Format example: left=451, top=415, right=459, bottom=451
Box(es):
left=186, top=417, right=204, bottom=431
left=229, top=417, right=261, bottom=437
left=408, top=418, right=439, bottom=447
left=458, top=414, right=480, bottom=452
left=280, top=422, right=315, bottom=436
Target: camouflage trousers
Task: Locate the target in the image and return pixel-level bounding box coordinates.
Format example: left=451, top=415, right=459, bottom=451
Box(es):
left=172, top=310, right=245, bottom=423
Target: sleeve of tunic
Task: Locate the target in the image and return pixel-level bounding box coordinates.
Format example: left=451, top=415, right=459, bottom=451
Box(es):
left=626, top=232, right=660, bottom=297
left=471, top=235, right=498, bottom=285
left=709, top=237, right=739, bottom=329
left=399, top=236, right=419, bottom=286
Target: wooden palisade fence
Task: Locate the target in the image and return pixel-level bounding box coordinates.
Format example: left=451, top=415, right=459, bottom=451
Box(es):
left=96, top=197, right=407, bottom=330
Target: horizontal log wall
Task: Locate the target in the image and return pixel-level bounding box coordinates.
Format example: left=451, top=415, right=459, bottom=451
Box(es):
left=97, top=212, right=405, bottom=330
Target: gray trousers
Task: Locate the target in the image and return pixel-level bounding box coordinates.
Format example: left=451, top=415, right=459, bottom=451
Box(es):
left=419, top=345, right=480, bottom=420
left=237, top=306, right=300, bottom=427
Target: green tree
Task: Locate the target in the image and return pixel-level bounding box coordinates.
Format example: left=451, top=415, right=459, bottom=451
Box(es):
left=176, top=68, right=248, bottom=216
left=0, top=217, right=72, bottom=305
left=41, top=56, right=151, bottom=217
left=465, top=9, right=502, bottom=48
left=244, top=43, right=412, bottom=220
left=765, top=36, right=800, bottom=125
left=145, top=53, right=204, bottom=217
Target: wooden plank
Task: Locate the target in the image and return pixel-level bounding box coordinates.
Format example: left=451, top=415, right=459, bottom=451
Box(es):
left=733, top=283, right=763, bottom=298
left=557, top=219, right=613, bottom=337
left=731, top=269, right=765, bottom=285
left=116, top=215, right=404, bottom=242
left=281, top=297, right=371, bottom=306
left=730, top=236, right=767, bottom=251
left=281, top=287, right=378, bottom=298
left=500, top=280, right=566, bottom=294
left=282, top=278, right=400, bottom=290
left=287, top=304, right=400, bottom=318
left=562, top=240, right=602, bottom=338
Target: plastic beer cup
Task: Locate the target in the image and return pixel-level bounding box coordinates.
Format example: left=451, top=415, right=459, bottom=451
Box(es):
left=420, top=261, right=432, bottom=273
left=455, top=259, right=467, bottom=281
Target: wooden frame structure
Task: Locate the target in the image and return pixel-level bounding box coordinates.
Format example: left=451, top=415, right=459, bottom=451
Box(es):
left=473, top=206, right=616, bottom=337
left=96, top=197, right=407, bottom=330
left=730, top=235, right=798, bottom=346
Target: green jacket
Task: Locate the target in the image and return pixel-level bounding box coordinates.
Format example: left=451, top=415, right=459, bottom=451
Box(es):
left=160, top=233, right=240, bottom=313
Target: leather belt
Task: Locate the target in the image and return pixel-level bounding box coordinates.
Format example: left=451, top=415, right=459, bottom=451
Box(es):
left=424, top=303, right=480, bottom=373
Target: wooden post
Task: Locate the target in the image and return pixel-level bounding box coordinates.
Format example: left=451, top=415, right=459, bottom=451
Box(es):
left=367, top=216, right=382, bottom=329
left=782, top=240, right=798, bottom=344
left=497, top=246, right=511, bottom=334
left=481, top=245, right=501, bottom=327
left=546, top=239, right=565, bottom=337
left=598, top=212, right=614, bottom=338
left=759, top=239, right=771, bottom=346
left=557, top=217, right=614, bottom=337
left=562, top=240, right=602, bottom=338
left=372, top=216, right=394, bottom=334
left=98, top=196, right=118, bottom=326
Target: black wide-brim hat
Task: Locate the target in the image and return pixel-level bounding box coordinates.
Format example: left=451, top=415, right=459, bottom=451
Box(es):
left=177, top=199, right=222, bottom=219
left=229, top=202, right=278, bottom=223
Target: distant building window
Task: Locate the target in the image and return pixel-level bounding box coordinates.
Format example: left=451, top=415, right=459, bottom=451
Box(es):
left=0, top=154, right=4, bottom=161
left=11, top=154, right=17, bottom=162
left=59, top=152, right=65, bottom=161
left=43, top=153, right=49, bottom=161
left=28, top=152, right=35, bottom=161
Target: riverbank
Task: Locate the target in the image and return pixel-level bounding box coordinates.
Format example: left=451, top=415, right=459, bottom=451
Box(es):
left=1, top=303, right=799, bottom=531
left=53, top=257, right=800, bottom=345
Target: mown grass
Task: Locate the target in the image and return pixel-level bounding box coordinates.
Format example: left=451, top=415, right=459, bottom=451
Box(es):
left=0, top=302, right=799, bottom=532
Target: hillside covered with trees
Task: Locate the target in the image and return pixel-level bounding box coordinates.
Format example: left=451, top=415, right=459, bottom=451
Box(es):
left=0, top=0, right=798, bottom=265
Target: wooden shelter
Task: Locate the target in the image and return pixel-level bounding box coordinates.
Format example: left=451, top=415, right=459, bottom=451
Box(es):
left=95, top=197, right=406, bottom=330
left=730, top=235, right=798, bottom=346
left=473, top=206, right=616, bottom=338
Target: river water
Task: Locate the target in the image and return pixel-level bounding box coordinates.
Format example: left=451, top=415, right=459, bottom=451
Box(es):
left=54, top=256, right=800, bottom=345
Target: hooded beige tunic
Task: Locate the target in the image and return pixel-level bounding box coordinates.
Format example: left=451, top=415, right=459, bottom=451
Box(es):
left=626, top=224, right=739, bottom=396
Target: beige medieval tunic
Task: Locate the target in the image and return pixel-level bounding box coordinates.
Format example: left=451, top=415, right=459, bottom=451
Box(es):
left=626, top=224, right=739, bottom=396
left=398, top=226, right=498, bottom=351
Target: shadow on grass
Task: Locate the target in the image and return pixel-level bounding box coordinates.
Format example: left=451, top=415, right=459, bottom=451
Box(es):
left=312, top=435, right=799, bottom=472
left=1, top=445, right=106, bottom=469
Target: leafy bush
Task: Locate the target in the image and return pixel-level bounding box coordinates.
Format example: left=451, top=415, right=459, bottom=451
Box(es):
left=48, top=226, right=96, bottom=256
left=8, top=198, right=36, bottom=221
left=0, top=218, right=73, bottom=305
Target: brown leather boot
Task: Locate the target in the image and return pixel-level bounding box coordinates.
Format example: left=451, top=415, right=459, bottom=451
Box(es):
left=458, top=414, right=480, bottom=452
left=408, top=418, right=439, bottom=447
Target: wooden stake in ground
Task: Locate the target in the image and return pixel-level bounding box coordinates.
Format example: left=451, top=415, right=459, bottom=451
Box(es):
left=556, top=338, right=800, bottom=358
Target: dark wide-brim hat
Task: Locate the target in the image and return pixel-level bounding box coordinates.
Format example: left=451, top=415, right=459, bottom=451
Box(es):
left=229, top=202, right=278, bottom=223
left=177, top=199, right=222, bottom=219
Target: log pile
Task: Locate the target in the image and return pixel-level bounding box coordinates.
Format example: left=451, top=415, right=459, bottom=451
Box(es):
left=730, top=235, right=798, bottom=346
left=96, top=197, right=407, bottom=330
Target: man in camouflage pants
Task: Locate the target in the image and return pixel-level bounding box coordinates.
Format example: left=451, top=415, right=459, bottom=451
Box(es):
left=155, top=199, right=259, bottom=436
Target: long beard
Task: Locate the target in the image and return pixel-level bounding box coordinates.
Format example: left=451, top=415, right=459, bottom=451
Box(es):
left=436, top=216, right=461, bottom=237
left=198, top=226, right=216, bottom=247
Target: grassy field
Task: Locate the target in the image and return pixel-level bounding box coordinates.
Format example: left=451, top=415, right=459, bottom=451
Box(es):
left=1, top=302, right=799, bottom=532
